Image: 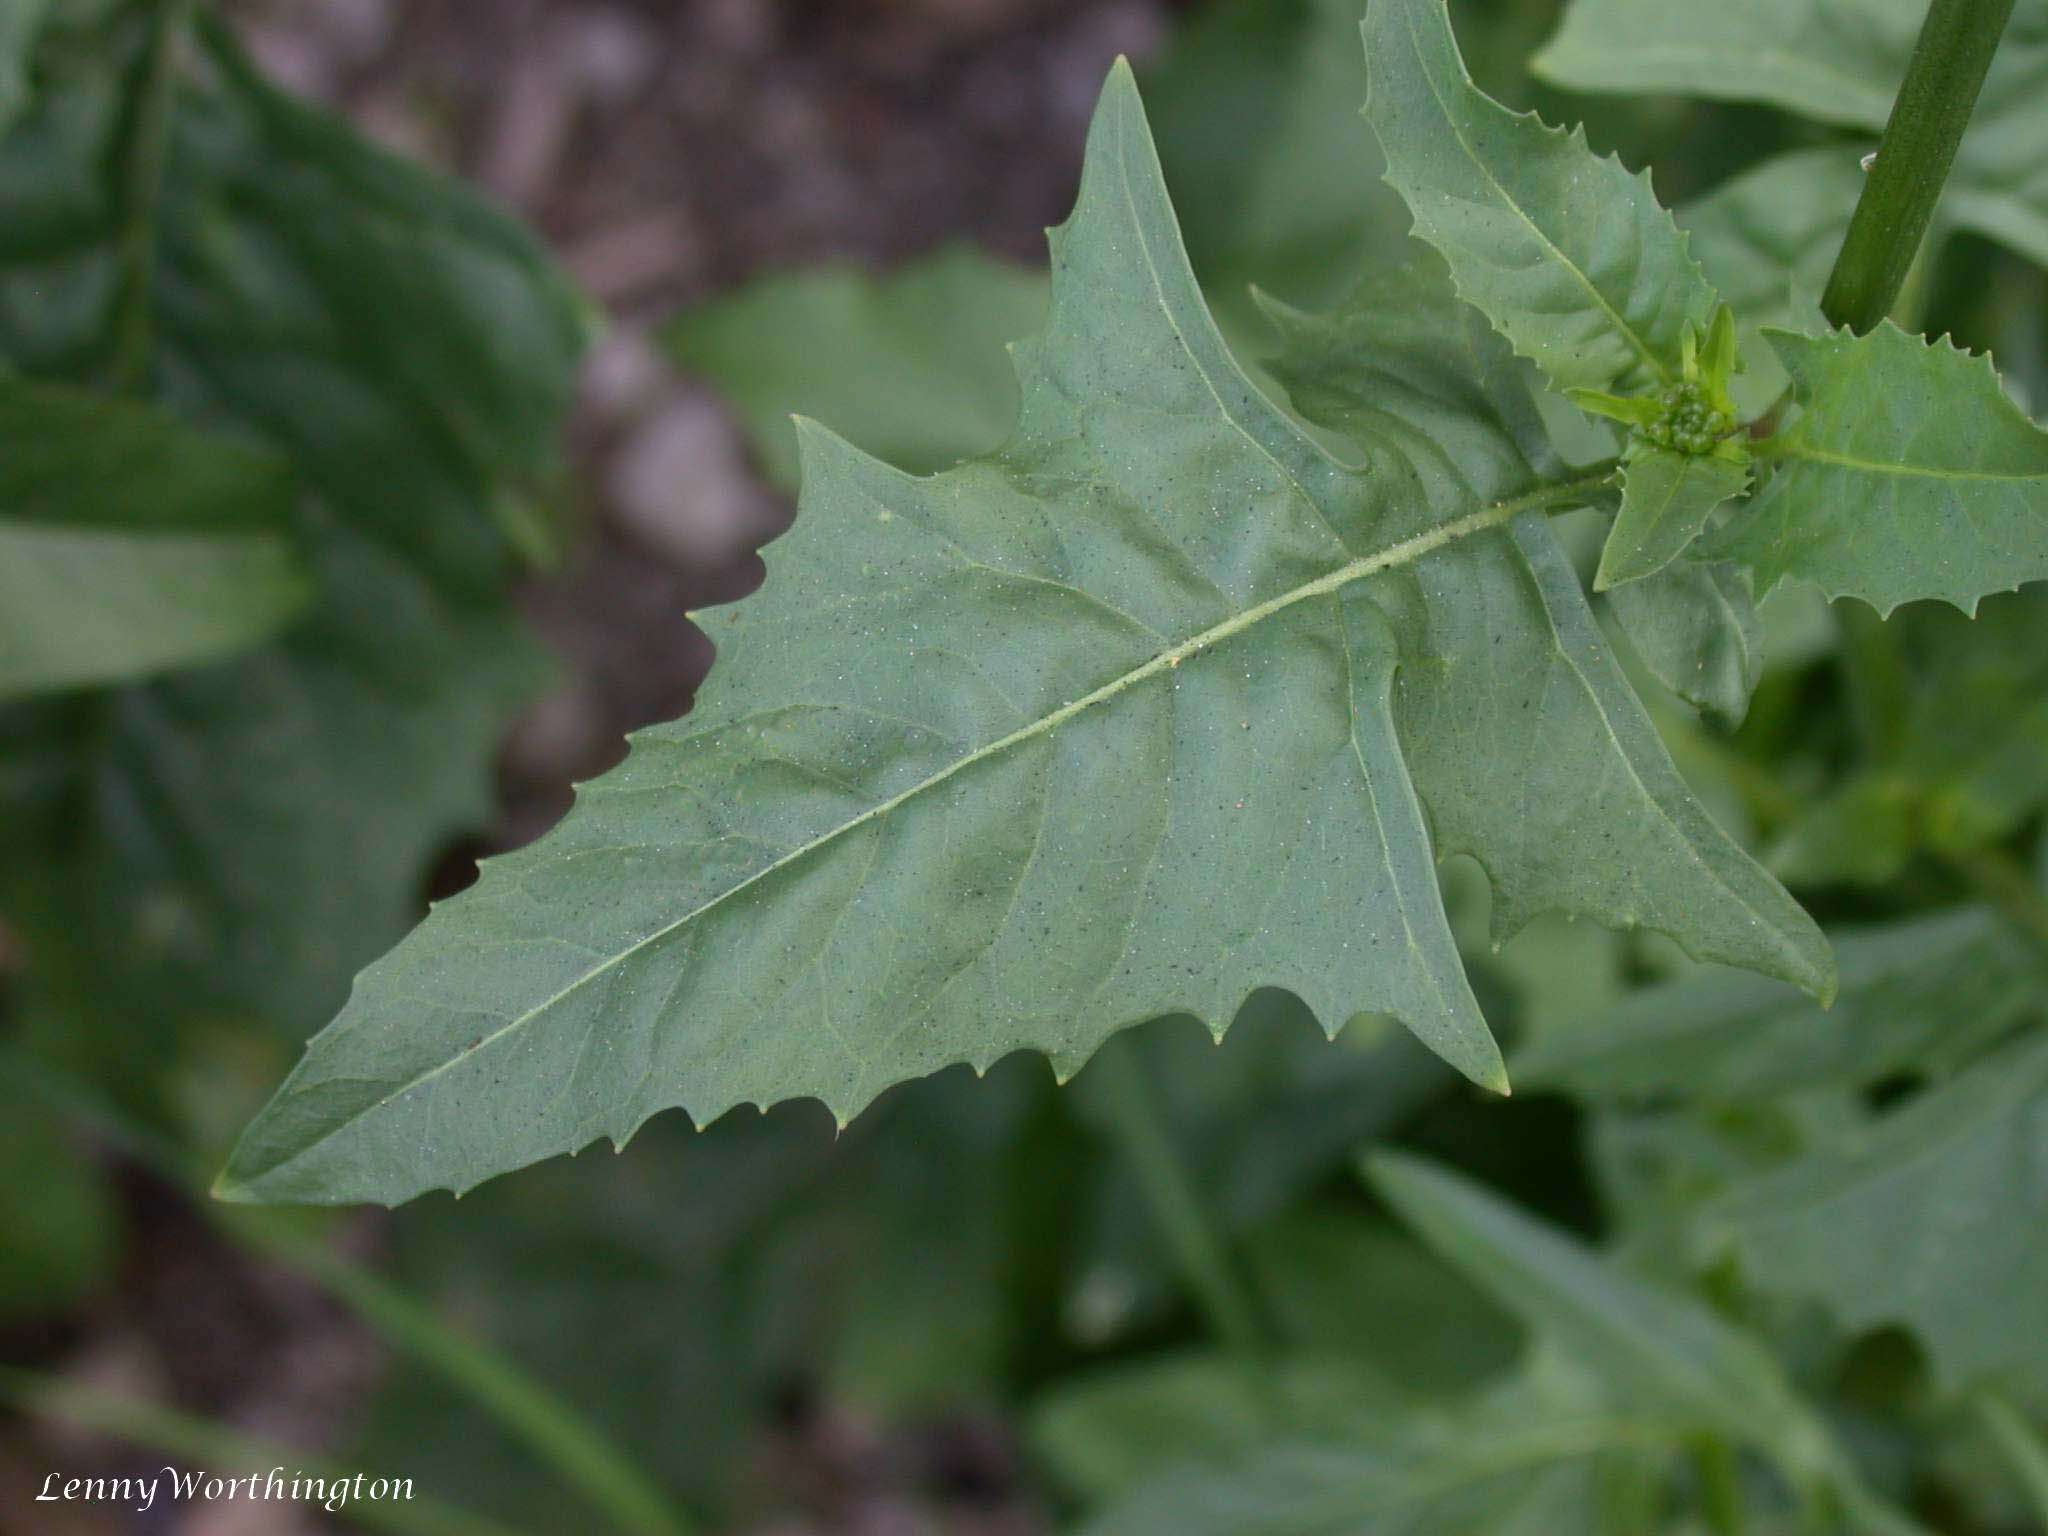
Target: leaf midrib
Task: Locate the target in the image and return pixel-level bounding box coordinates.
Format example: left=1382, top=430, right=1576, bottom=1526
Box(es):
left=262, top=473, right=1609, bottom=1178
left=1780, top=443, right=2048, bottom=484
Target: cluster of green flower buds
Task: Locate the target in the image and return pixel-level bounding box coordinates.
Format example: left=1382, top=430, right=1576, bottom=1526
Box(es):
left=1640, top=380, right=1737, bottom=456
left=1566, top=304, right=1750, bottom=466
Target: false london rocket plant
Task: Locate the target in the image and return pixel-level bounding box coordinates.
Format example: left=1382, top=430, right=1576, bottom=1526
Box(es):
left=220, top=0, right=2048, bottom=1210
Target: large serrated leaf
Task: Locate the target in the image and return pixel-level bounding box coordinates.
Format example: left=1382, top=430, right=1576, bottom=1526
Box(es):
left=219, top=63, right=1826, bottom=1208
left=0, top=380, right=308, bottom=698
left=1361, top=0, right=1719, bottom=394
left=1705, top=325, right=2048, bottom=615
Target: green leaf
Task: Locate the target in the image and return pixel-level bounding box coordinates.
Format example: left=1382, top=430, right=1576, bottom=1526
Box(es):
left=0, top=380, right=309, bottom=697
left=1074, top=1430, right=1634, bottom=1536
left=1596, top=450, right=1748, bottom=590
left=0, top=8, right=581, bottom=1054
left=1769, top=590, right=2048, bottom=883
left=1515, top=907, right=2040, bottom=1102
left=1361, top=0, right=1719, bottom=394
left=1534, top=0, right=1922, bottom=128
left=1535, top=0, right=2048, bottom=271
left=1364, top=1151, right=1830, bottom=1472
left=665, top=245, right=1047, bottom=490
left=1603, top=559, right=1762, bottom=727
left=1680, top=151, right=1863, bottom=333
left=1068, top=1344, right=1678, bottom=1536
left=1031, top=1352, right=1408, bottom=1507
left=1707, top=325, right=2048, bottom=615
left=219, top=64, right=1827, bottom=1208
left=1704, top=1032, right=2048, bottom=1403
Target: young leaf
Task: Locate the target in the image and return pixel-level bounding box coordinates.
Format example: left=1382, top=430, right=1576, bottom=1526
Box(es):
left=1706, top=325, right=2048, bottom=614
left=1515, top=907, right=2039, bottom=1101
left=0, top=381, right=308, bottom=698
left=1603, top=559, right=1762, bottom=727
left=1364, top=1151, right=1829, bottom=1470
left=1361, top=0, right=1719, bottom=393
left=1704, top=1032, right=2048, bottom=1402
left=219, top=65, right=1826, bottom=1207
left=1596, top=451, right=1749, bottom=590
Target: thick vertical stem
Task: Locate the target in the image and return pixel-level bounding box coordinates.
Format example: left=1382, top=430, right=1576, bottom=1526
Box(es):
left=1821, top=0, right=2014, bottom=333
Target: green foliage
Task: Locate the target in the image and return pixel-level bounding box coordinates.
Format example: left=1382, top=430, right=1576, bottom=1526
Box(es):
left=1599, top=452, right=1750, bottom=590
left=1538, top=0, right=2048, bottom=269
left=1517, top=907, right=2041, bottom=1101
left=1602, top=559, right=1762, bottom=727
left=8, top=0, right=2048, bottom=1531
left=0, top=0, right=46, bottom=136
left=219, top=62, right=1836, bottom=1207
left=0, top=3, right=587, bottom=1086
left=1362, top=0, right=1719, bottom=394
left=665, top=246, right=1046, bottom=489
left=1705, top=325, right=2048, bottom=614
left=1707, top=1033, right=2048, bottom=1407
left=0, top=379, right=307, bottom=697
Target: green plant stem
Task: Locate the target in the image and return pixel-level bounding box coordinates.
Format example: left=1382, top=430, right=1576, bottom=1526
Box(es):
left=1, top=1045, right=697, bottom=1536
left=1090, top=1037, right=1273, bottom=1361
left=0, top=1367, right=525, bottom=1536
left=111, top=0, right=195, bottom=394
left=1820, top=0, right=2015, bottom=332
left=230, top=1218, right=697, bottom=1536
left=1974, top=1392, right=2048, bottom=1527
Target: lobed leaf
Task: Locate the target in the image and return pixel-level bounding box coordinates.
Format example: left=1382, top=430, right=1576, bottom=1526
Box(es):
left=1705, top=325, right=2048, bottom=615
left=220, top=64, right=1826, bottom=1207
left=1361, top=0, right=1719, bottom=394
left=0, top=380, right=308, bottom=698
